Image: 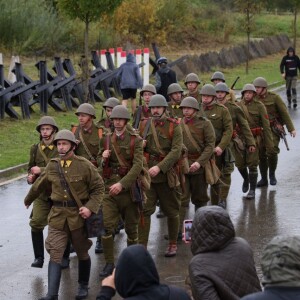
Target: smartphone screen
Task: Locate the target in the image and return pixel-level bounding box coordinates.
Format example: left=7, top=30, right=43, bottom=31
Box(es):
left=183, top=220, right=193, bottom=243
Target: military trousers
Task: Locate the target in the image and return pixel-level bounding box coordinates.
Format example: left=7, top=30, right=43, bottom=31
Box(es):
left=45, top=224, right=92, bottom=264
left=233, top=144, right=259, bottom=173
left=30, top=195, right=51, bottom=231
left=102, top=191, right=139, bottom=263
left=139, top=182, right=181, bottom=246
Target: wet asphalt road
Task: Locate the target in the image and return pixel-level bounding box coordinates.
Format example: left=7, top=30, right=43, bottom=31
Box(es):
left=0, top=88, right=299, bottom=300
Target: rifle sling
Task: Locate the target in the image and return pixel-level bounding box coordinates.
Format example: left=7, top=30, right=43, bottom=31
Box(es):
left=79, top=129, right=96, bottom=161
left=150, top=119, right=167, bottom=157
left=111, top=133, right=132, bottom=168
left=182, top=122, right=201, bottom=153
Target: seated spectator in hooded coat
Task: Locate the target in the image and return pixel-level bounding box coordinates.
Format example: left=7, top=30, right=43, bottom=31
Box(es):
left=189, top=206, right=261, bottom=300
left=241, top=235, right=300, bottom=300
left=96, top=244, right=191, bottom=300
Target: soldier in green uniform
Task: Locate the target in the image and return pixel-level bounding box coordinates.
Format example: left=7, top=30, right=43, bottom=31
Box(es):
left=24, top=130, right=104, bottom=300
left=27, top=116, right=59, bottom=269
left=97, top=97, right=120, bottom=131
left=179, top=97, right=215, bottom=232
left=97, top=105, right=143, bottom=278
left=253, top=77, right=296, bottom=186
left=167, top=83, right=184, bottom=119
left=238, top=84, right=274, bottom=199
left=132, top=84, right=156, bottom=132
left=211, top=71, right=237, bottom=103
left=215, top=83, right=256, bottom=196
left=201, top=84, right=233, bottom=208
left=139, top=95, right=183, bottom=257
left=184, top=73, right=202, bottom=103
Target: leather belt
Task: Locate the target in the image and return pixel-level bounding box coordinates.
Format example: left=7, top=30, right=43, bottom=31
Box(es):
left=52, top=200, right=77, bottom=207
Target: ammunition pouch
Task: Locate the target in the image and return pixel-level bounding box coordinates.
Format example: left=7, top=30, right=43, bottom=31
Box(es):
left=232, top=135, right=245, bottom=152
left=167, top=166, right=180, bottom=189
left=204, top=159, right=221, bottom=185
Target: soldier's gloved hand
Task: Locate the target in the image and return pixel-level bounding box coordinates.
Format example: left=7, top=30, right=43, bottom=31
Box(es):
left=189, top=162, right=200, bottom=173
left=103, top=150, right=111, bottom=159
left=290, top=130, right=296, bottom=138
left=79, top=207, right=92, bottom=219
left=149, top=166, right=160, bottom=177
left=109, top=183, right=123, bottom=196
left=214, top=146, right=223, bottom=156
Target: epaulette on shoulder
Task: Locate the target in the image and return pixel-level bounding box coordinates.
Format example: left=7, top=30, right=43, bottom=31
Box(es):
left=166, top=117, right=180, bottom=124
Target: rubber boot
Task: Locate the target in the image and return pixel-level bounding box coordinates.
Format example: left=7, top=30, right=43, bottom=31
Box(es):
left=31, top=231, right=44, bottom=268
left=61, top=240, right=70, bottom=269
left=39, top=261, right=61, bottom=300
left=246, top=172, right=258, bottom=200
left=100, top=235, right=114, bottom=278
left=269, top=155, right=278, bottom=185
left=257, top=160, right=268, bottom=187
left=75, top=258, right=91, bottom=300
left=238, top=168, right=249, bottom=193
left=210, top=182, right=220, bottom=205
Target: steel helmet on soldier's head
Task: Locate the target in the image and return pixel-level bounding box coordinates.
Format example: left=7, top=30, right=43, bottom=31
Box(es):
left=167, top=83, right=184, bottom=95
left=211, top=71, right=225, bottom=82
left=110, top=105, right=131, bottom=120
left=180, top=97, right=200, bottom=111
left=140, top=84, right=156, bottom=96
left=184, top=73, right=201, bottom=85
left=200, top=84, right=217, bottom=96
left=36, top=116, right=58, bottom=132
left=157, top=57, right=168, bottom=65
left=75, top=103, right=96, bottom=118
left=53, top=129, right=76, bottom=146
left=103, top=97, right=120, bottom=108
left=253, top=77, right=268, bottom=88
left=148, top=94, right=168, bottom=108
left=215, top=82, right=229, bottom=93
left=241, top=84, right=257, bottom=95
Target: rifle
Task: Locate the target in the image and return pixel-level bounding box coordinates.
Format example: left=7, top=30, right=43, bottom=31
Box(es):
left=231, top=76, right=240, bottom=90
left=102, top=134, right=112, bottom=178
left=271, top=119, right=290, bottom=151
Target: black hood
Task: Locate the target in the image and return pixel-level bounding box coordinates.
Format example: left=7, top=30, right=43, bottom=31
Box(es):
left=115, top=245, right=160, bottom=298
left=287, top=47, right=295, bottom=55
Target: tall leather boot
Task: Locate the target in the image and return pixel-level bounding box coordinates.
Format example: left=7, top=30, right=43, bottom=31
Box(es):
left=238, top=168, right=249, bottom=193
left=39, top=261, right=61, bottom=300
left=75, top=258, right=91, bottom=300
left=31, top=230, right=44, bottom=268
left=257, top=160, right=268, bottom=187
left=210, top=182, right=220, bottom=205
left=269, top=155, right=278, bottom=185
left=246, top=172, right=258, bottom=200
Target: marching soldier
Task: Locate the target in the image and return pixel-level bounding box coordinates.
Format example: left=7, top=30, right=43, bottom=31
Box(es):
left=24, top=130, right=104, bottom=300
left=215, top=83, right=256, bottom=196
left=167, top=83, right=184, bottom=119
left=179, top=97, right=215, bottom=231
left=253, top=77, right=296, bottom=186
left=139, top=95, right=183, bottom=257
left=238, top=84, right=274, bottom=199
left=132, top=84, right=156, bottom=132
left=97, top=105, right=143, bottom=278
left=201, top=84, right=233, bottom=208
left=211, top=71, right=237, bottom=102
left=184, top=73, right=202, bottom=103
left=97, top=97, right=120, bottom=131
left=27, top=116, right=59, bottom=269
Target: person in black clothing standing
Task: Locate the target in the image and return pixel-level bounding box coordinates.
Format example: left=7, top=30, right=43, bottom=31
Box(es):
left=280, top=46, right=300, bottom=108
left=155, top=57, right=177, bottom=101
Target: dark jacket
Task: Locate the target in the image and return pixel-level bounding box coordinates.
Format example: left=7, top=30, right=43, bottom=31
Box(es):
left=117, top=53, right=143, bottom=89
left=241, top=235, right=300, bottom=300
left=189, top=206, right=261, bottom=300
left=97, top=244, right=191, bottom=300
left=280, top=47, right=300, bottom=77
left=155, top=66, right=177, bottom=99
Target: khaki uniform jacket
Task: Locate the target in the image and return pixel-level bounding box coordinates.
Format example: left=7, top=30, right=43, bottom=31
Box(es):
left=180, top=115, right=215, bottom=174
left=184, top=90, right=201, bottom=103
left=144, top=116, right=182, bottom=183
left=239, top=99, right=274, bottom=149
left=167, top=103, right=183, bottom=119
left=203, top=102, right=233, bottom=150
left=256, top=91, right=295, bottom=132
left=225, top=101, right=255, bottom=147
left=24, top=155, right=104, bottom=231
left=98, top=130, right=143, bottom=190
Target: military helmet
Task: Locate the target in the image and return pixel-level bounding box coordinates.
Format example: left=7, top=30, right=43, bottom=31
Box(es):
left=157, top=57, right=168, bottom=65
left=253, top=77, right=268, bottom=88
left=211, top=71, right=225, bottom=82
left=53, top=129, right=76, bottom=145
left=75, top=103, right=96, bottom=118
left=103, top=97, right=120, bottom=108
left=167, top=83, right=184, bottom=95
left=180, top=97, right=200, bottom=111
left=36, top=116, right=58, bottom=132
left=140, top=84, right=156, bottom=96
left=148, top=94, right=168, bottom=107
left=110, top=105, right=130, bottom=120
left=184, top=73, right=201, bottom=85
left=200, top=84, right=216, bottom=96
left=215, top=82, right=229, bottom=93
left=241, top=83, right=257, bottom=94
